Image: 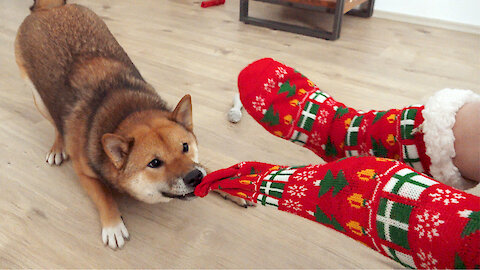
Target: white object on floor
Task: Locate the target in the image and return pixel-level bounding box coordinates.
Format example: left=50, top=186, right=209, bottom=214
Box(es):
left=228, top=93, right=243, bottom=123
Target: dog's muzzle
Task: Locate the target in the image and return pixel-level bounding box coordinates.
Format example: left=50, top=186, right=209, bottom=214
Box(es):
left=161, top=192, right=196, bottom=200
left=161, top=168, right=205, bottom=200
left=183, top=168, right=204, bottom=188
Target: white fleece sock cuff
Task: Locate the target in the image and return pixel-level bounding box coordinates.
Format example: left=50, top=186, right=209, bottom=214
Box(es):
left=422, top=88, right=480, bottom=190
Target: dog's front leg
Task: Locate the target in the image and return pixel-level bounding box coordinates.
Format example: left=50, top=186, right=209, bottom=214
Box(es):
left=215, top=190, right=256, bottom=208
left=77, top=173, right=129, bottom=249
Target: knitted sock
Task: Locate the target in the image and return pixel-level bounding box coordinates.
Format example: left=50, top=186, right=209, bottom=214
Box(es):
left=238, top=58, right=480, bottom=188
left=195, top=157, right=480, bottom=269
left=238, top=58, right=429, bottom=169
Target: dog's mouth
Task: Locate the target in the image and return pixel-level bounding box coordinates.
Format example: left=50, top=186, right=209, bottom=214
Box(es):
left=161, top=192, right=196, bottom=200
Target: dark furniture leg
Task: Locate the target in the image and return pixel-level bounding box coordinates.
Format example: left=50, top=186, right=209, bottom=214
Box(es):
left=330, top=0, right=345, bottom=40
left=240, top=0, right=249, bottom=22
left=239, top=0, right=372, bottom=40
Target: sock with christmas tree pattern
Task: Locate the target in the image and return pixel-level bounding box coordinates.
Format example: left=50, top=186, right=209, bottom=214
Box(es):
left=237, top=58, right=480, bottom=189
left=195, top=157, right=480, bottom=269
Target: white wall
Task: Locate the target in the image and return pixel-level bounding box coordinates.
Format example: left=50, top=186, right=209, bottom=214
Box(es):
left=374, top=0, right=480, bottom=27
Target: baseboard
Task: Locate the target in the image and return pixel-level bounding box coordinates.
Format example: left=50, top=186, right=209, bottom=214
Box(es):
left=373, top=10, right=480, bottom=34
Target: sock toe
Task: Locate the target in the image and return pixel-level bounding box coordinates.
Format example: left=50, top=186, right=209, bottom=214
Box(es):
left=238, top=58, right=318, bottom=139
left=238, top=58, right=279, bottom=118
left=237, top=58, right=276, bottom=96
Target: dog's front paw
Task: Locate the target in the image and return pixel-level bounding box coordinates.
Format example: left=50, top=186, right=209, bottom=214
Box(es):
left=102, top=220, right=129, bottom=250
left=215, top=190, right=256, bottom=208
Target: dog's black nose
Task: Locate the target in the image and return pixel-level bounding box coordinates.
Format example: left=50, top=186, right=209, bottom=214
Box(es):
left=184, top=169, right=204, bottom=187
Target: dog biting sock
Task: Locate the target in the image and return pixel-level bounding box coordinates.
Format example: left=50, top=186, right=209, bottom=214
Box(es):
left=195, top=157, right=480, bottom=269
left=238, top=58, right=480, bottom=189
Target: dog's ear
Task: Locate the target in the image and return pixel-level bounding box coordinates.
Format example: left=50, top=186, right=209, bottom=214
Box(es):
left=102, top=133, right=133, bottom=169
left=171, top=94, right=193, bottom=131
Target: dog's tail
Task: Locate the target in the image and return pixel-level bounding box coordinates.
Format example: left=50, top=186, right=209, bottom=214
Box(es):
left=30, top=0, right=66, bottom=12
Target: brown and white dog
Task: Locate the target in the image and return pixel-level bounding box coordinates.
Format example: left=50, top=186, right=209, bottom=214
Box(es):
left=15, top=0, right=211, bottom=249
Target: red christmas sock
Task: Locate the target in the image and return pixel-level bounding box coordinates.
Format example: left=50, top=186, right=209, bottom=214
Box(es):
left=238, top=58, right=480, bottom=189
left=195, top=157, right=480, bottom=269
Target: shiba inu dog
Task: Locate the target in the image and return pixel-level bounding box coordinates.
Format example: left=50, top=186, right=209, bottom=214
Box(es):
left=15, top=0, right=209, bottom=249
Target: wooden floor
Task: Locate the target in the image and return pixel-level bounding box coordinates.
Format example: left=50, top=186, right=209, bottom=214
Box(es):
left=0, top=0, right=479, bottom=268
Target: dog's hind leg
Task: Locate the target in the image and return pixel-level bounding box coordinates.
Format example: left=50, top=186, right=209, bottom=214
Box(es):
left=16, top=43, right=68, bottom=166
left=45, top=130, right=68, bottom=165
left=30, top=79, right=69, bottom=165
left=16, top=41, right=68, bottom=166
left=29, top=80, right=69, bottom=166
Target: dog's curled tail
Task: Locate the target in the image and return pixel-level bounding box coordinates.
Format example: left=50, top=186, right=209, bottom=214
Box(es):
left=30, top=0, right=66, bottom=12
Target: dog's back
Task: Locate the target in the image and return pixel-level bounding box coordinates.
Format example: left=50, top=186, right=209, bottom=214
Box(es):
left=15, top=1, right=144, bottom=133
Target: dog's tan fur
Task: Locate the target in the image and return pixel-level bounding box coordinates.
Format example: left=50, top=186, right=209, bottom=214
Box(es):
left=15, top=1, right=206, bottom=249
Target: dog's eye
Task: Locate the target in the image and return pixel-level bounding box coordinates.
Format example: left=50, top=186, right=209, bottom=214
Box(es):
left=147, top=159, right=163, bottom=168
left=182, top=143, right=189, bottom=153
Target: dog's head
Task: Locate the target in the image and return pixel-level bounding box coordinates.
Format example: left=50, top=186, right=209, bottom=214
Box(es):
left=101, top=95, right=206, bottom=203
